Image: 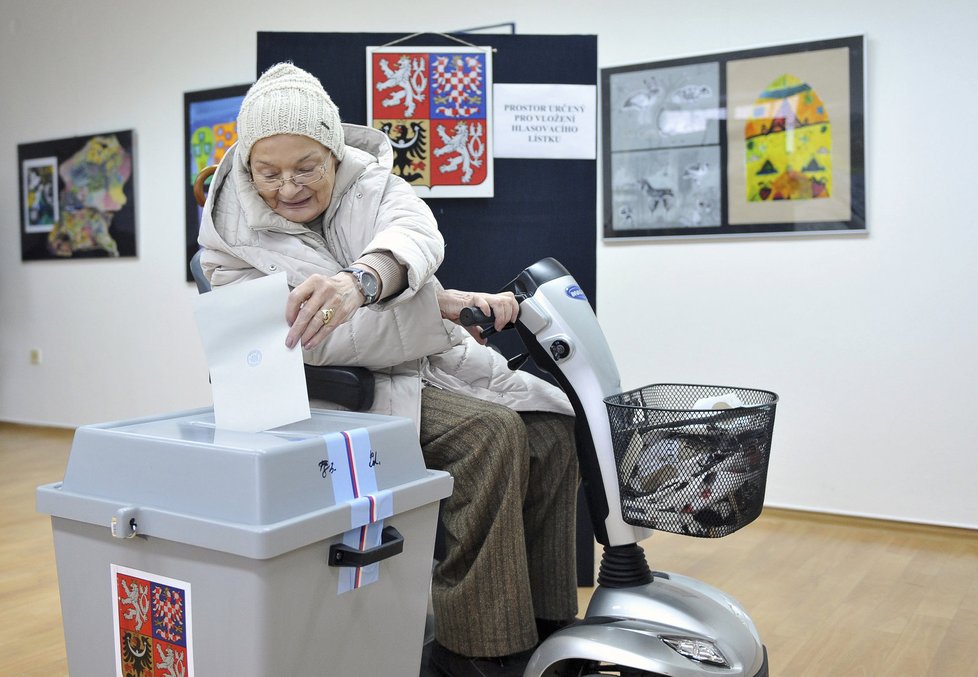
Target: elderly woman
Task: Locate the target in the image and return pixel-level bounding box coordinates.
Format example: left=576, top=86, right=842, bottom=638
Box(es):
left=198, top=63, right=578, bottom=677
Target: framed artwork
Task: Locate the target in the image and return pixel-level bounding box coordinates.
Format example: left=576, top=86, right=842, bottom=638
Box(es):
left=602, top=35, right=865, bottom=240
left=184, top=84, right=249, bottom=281
left=22, top=156, right=60, bottom=234
left=18, top=130, right=136, bottom=260
left=366, top=45, right=494, bottom=198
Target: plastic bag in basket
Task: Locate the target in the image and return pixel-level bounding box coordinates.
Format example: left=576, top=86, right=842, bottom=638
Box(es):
left=621, top=424, right=768, bottom=537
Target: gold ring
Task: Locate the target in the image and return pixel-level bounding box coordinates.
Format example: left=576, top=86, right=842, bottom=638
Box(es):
left=320, top=307, right=334, bottom=326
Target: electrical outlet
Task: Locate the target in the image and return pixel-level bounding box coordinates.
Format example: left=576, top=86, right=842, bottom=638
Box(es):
left=30, top=349, right=42, bottom=365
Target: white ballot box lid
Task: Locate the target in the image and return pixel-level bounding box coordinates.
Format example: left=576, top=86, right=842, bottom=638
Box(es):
left=37, top=407, right=452, bottom=560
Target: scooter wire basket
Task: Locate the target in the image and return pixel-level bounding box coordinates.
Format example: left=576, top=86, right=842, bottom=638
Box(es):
left=604, top=384, right=778, bottom=538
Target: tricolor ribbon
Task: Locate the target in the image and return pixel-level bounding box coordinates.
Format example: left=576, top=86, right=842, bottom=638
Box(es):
left=324, top=428, right=393, bottom=593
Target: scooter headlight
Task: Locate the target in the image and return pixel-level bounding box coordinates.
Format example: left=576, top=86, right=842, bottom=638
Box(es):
left=660, top=635, right=730, bottom=667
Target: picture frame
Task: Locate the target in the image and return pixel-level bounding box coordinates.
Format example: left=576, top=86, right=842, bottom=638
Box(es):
left=18, top=130, right=137, bottom=260
left=184, top=84, right=249, bottom=281
left=22, top=156, right=60, bottom=234
left=602, top=35, right=865, bottom=240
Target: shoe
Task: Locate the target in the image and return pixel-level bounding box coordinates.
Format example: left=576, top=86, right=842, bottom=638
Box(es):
left=428, top=640, right=533, bottom=677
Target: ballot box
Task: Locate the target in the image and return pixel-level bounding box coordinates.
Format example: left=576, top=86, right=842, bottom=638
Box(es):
left=37, top=407, right=452, bottom=676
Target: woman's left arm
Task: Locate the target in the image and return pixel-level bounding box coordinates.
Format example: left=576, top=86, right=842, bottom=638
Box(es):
left=358, top=175, right=445, bottom=294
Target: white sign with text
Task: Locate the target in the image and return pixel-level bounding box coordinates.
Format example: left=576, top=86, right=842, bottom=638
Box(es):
left=493, top=84, right=596, bottom=160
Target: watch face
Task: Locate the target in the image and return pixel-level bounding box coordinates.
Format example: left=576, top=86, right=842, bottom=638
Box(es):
left=360, top=271, right=379, bottom=297
left=343, top=267, right=379, bottom=303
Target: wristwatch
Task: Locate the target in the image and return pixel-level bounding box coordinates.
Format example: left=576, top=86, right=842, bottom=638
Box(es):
left=341, top=267, right=380, bottom=306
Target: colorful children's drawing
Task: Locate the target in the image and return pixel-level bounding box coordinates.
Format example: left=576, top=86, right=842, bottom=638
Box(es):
left=745, top=74, right=832, bottom=202
left=48, top=134, right=132, bottom=257
left=187, top=92, right=246, bottom=186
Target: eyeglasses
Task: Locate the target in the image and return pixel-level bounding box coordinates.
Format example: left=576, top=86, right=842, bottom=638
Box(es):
left=250, top=163, right=329, bottom=192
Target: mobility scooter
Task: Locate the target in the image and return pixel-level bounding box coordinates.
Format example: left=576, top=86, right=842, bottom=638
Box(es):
left=460, top=258, right=777, bottom=677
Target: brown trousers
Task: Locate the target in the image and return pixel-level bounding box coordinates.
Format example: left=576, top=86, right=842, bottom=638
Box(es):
left=419, top=386, right=579, bottom=657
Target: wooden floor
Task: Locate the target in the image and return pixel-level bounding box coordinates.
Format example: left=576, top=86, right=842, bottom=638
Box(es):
left=2, top=421, right=976, bottom=676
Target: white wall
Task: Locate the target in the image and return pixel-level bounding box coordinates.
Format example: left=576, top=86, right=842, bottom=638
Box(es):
left=2, top=1, right=975, bottom=529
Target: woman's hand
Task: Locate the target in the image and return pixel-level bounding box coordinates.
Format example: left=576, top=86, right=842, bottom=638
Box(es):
left=285, top=268, right=375, bottom=350
left=437, top=288, right=518, bottom=344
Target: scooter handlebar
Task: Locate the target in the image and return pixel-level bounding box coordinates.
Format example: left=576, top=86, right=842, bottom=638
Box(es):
left=460, top=305, right=530, bottom=370
left=458, top=305, right=519, bottom=340
left=459, top=306, right=500, bottom=339
left=458, top=306, right=493, bottom=327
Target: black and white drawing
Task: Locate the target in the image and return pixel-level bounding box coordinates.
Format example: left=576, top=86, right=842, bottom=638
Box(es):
left=606, top=62, right=721, bottom=232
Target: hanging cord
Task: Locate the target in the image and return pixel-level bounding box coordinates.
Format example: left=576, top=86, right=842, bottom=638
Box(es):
left=379, top=32, right=497, bottom=52
left=454, top=22, right=516, bottom=34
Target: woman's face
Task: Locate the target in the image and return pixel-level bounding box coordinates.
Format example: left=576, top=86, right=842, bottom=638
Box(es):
left=249, top=134, right=337, bottom=223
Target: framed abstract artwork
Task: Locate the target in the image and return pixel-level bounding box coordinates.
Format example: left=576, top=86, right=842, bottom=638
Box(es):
left=183, top=84, right=249, bottom=280
left=602, top=35, right=865, bottom=240
left=19, top=130, right=137, bottom=260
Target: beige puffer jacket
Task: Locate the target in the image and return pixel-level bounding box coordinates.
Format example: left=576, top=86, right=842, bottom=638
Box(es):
left=198, top=124, right=572, bottom=428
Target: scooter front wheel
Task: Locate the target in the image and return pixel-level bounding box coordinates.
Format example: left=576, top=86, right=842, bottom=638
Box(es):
left=552, top=660, right=663, bottom=677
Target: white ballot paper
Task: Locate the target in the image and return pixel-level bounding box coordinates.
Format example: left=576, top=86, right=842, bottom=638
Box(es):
left=192, top=273, right=310, bottom=432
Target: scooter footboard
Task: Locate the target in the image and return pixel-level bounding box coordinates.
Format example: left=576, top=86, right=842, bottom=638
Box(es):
left=525, top=619, right=768, bottom=677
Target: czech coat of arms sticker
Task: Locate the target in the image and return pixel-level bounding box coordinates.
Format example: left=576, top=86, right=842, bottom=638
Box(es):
left=112, top=564, right=194, bottom=677
left=367, top=45, right=494, bottom=198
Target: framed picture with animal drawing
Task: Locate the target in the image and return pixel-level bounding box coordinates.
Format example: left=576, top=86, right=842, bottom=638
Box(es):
left=18, top=130, right=137, bottom=261
left=601, top=35, right=865, bottom=240
left=183, top=84, right=250, bottom=281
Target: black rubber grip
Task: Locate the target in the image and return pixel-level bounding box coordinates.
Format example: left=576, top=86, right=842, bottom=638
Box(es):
left=459, top=306, right=494, bottom=327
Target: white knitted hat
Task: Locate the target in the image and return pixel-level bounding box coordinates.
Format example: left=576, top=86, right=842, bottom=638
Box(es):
left=236, top=62, right=346, bottom=164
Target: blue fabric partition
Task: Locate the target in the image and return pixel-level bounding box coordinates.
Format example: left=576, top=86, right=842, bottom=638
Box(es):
left=258, top=31, right=598, bottom=586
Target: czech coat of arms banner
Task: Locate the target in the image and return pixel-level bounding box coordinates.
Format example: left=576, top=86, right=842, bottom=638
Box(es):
left=367, top=45, right=494, bottom=198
